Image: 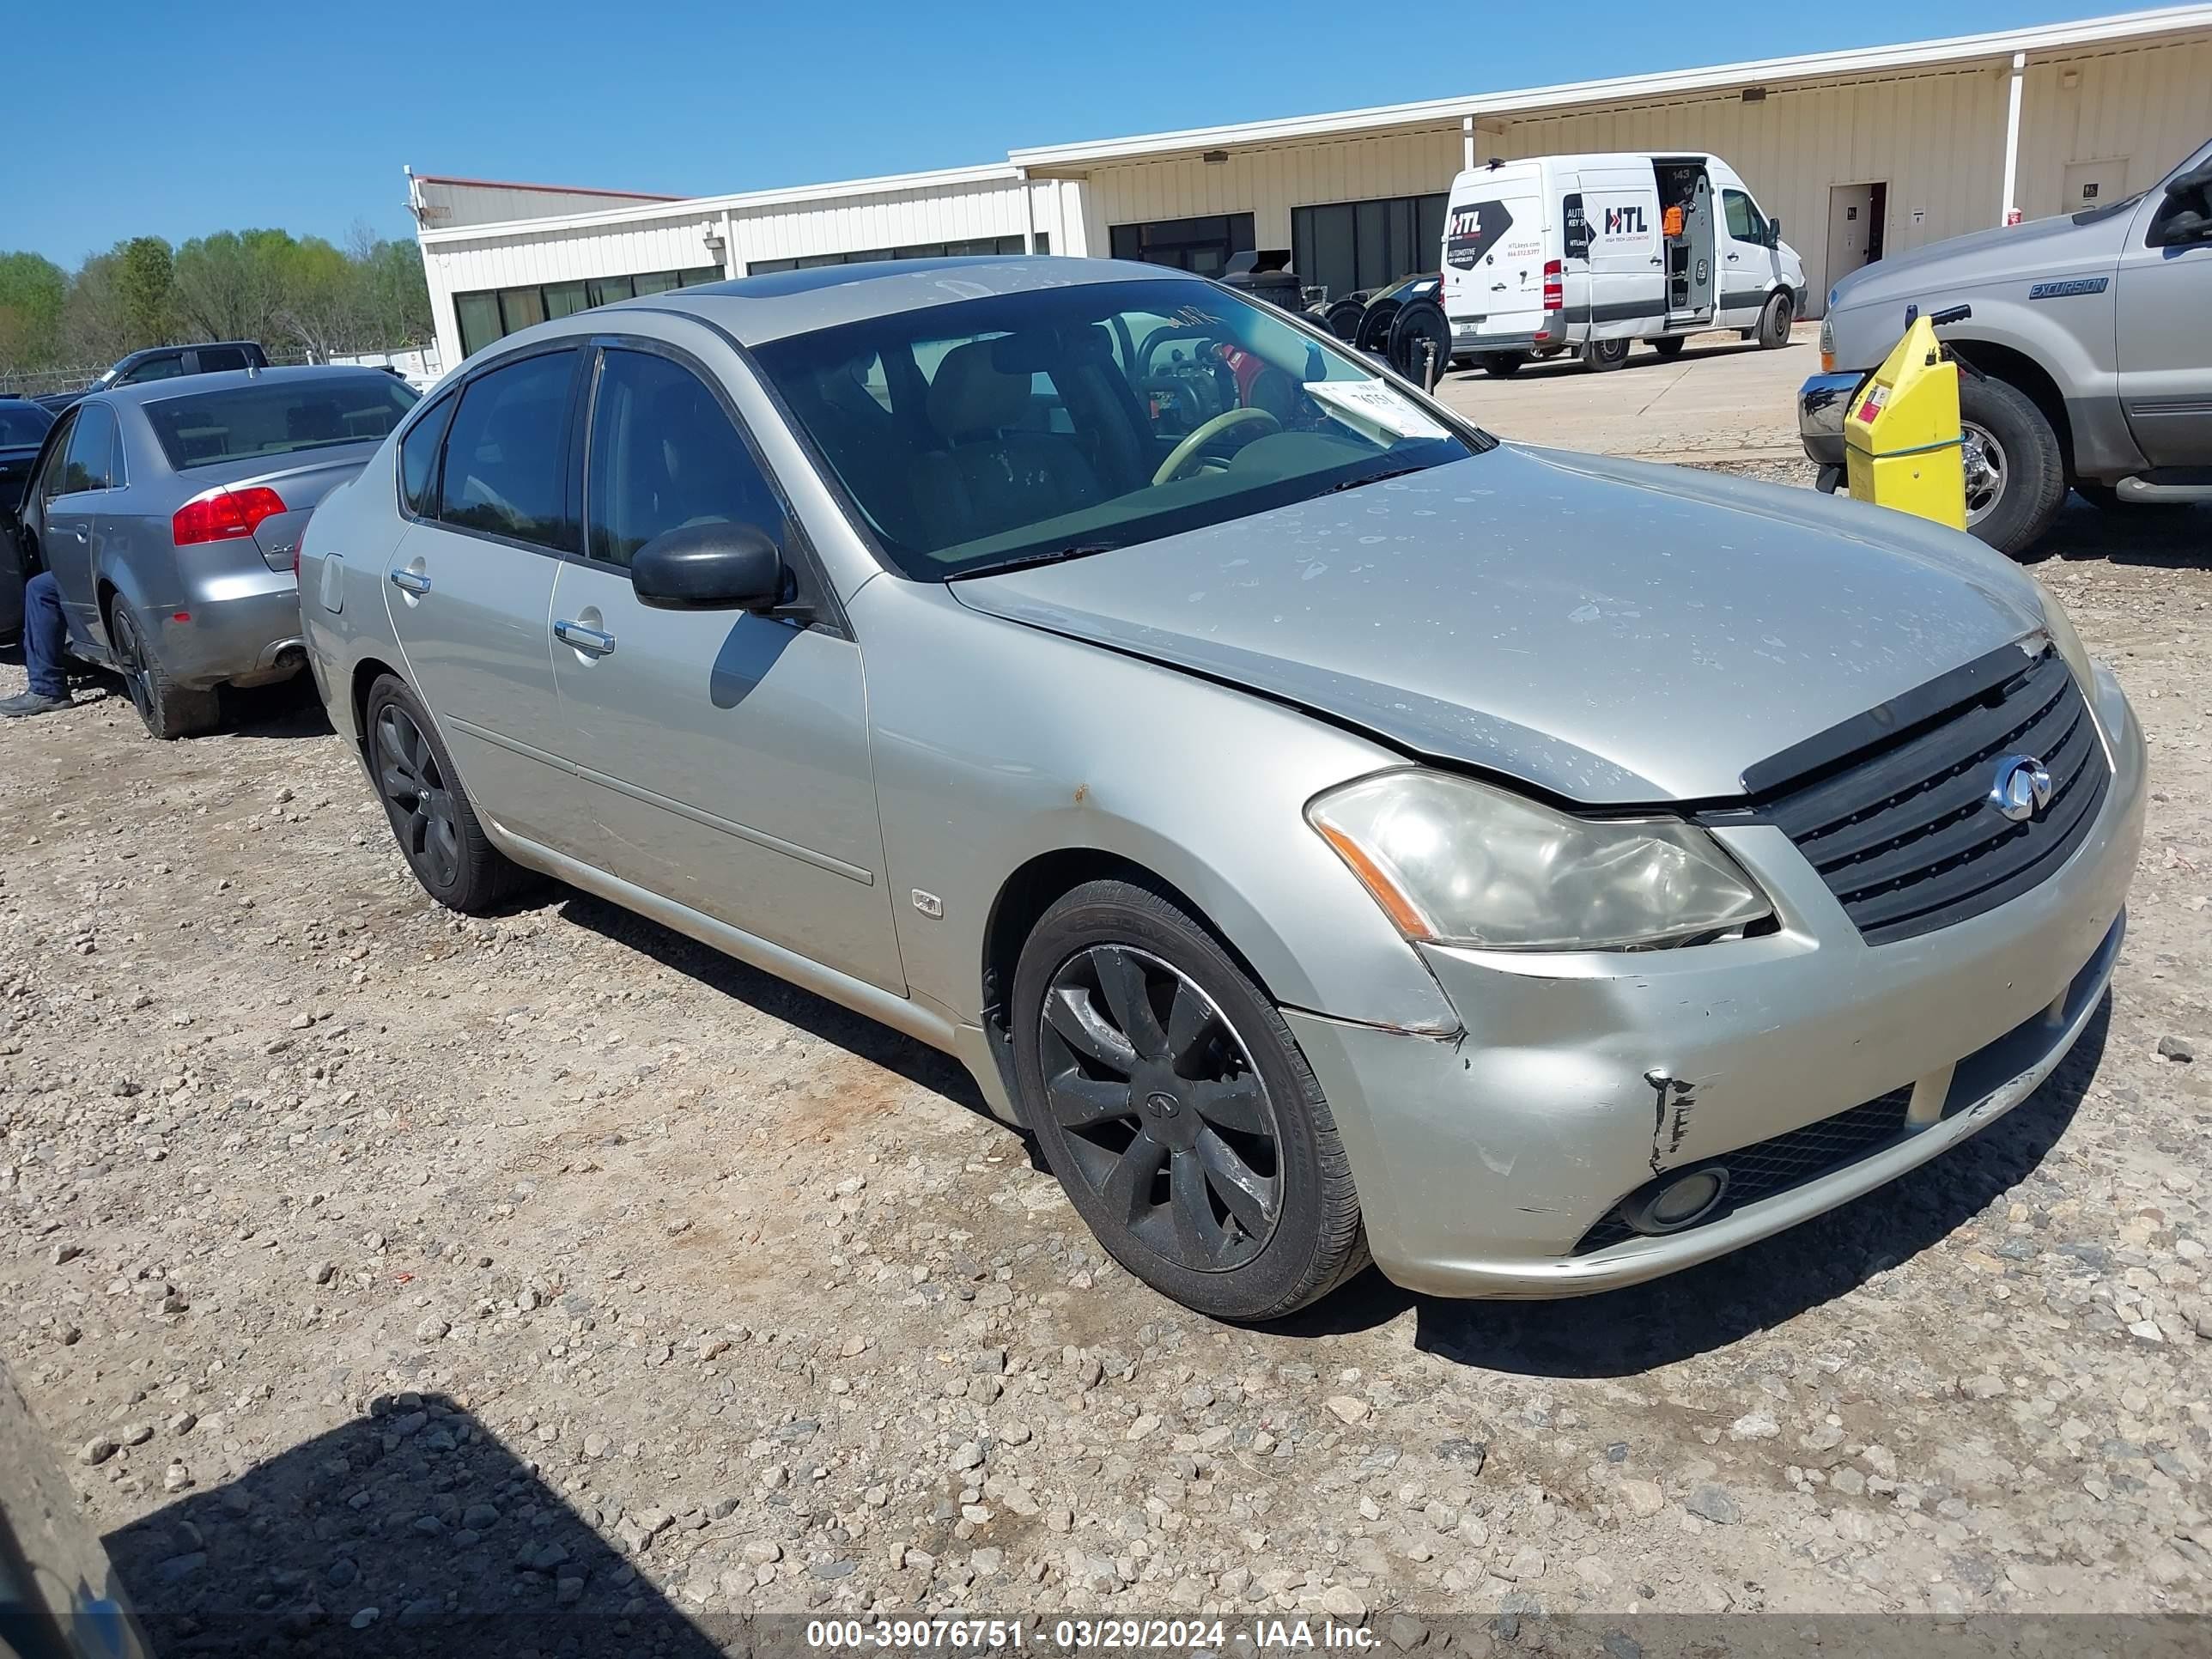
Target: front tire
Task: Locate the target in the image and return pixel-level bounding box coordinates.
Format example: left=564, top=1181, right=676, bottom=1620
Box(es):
left=1959, top=374, right=2065, bottom=557
left=362, top=673, right=533, bottom=914
left=1754, top=289, right=1794, bottom=349
left=1581, top=337, right=1631, bottom=373
left=109, top=599, right=217, bottom=740
left=1011, top=879, right=1367, bottom=1321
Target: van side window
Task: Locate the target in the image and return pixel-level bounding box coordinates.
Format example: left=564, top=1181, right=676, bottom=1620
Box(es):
left=1562, top=193, right=1590, bottom=259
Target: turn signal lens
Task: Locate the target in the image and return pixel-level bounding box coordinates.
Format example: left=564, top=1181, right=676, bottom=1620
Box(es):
left=173, top=485, right=286, bottom=546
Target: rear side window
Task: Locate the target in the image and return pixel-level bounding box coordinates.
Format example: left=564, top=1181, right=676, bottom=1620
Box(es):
left=398, top=393, right=454, bottom=517
left=436, top=351, right=575, bottom=551
left=59, top=404, right=117, bottom=493
left=585, top=349, right=782, bottom=568
left=1563, top=193, right=1590, bottom=259
left=144, top=377, right=419, bottom=470
left=197, top=346, right=251, bottom=374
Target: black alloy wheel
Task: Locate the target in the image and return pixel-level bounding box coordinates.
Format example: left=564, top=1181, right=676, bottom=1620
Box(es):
left=374, top=702, right=464, bottom=892
left=1038, top=943, right=1284, bottom=1273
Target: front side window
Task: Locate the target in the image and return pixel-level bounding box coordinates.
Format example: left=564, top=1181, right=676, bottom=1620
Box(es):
left=144, top=376, right=418, bottom=471
left=435, top=350, right=575, bottom=551
left=1723, top=190, right=1766, bottom=244
left=752, top=276, right=1486, bottom=579
left=118, top=354, right=185, bottom=386
left=58, top=404, right=117, bottom=493
left=586, top=349, right=783, bottom=568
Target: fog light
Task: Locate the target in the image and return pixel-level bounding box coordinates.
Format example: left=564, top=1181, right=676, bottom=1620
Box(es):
left=1621, top=1166, right=1729, bottom=1236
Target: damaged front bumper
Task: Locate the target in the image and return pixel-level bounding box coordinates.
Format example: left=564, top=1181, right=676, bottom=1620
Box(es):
left=1286, top=664, right=2145, bottom=1299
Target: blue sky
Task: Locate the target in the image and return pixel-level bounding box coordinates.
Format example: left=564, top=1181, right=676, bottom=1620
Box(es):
left=6, top=0, right=2107, bottom=265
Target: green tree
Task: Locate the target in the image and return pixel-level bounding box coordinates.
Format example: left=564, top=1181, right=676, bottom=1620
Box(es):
left=170, top=228, right=291, bottom=343
left=0, top=251, right=69, bottom=374
left=115, top=235, right=175, bottom=346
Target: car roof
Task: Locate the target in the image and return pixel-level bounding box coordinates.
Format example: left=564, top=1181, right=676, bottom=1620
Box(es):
left=81, top=363, right=406, bottom=411
left=600, top=255, right=1185, bottom=347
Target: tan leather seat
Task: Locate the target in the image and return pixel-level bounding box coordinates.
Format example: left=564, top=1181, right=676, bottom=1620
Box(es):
left=915, top=341, right=1101, bottom=546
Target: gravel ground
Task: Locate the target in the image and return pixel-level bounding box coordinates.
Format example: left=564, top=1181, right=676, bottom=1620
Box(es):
left=3, top=494, right=2209, bottom=1652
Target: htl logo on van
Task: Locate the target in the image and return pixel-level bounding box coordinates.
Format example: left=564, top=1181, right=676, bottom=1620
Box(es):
left=1444, top=201, right=1514, bottom=270
left=1604, top=205, right=1649, bottom=236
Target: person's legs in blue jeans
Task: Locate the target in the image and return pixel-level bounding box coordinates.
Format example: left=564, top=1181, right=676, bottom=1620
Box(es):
left=4, top=570, right=72, bottom=717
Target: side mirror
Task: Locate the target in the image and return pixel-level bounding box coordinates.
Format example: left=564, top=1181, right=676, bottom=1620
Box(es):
left=630, top=521, right=787, bottom=611
left=1765, top=216, right=1782, bottom=246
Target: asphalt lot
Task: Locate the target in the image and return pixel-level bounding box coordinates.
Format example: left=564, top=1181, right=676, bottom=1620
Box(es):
left=3, top=339, right=2209, bottom=1646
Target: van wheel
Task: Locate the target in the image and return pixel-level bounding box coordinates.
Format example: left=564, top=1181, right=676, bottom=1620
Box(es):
left=1012, top=879, right=1369, bottom=1322
left=1650, top=336, right=1686, bottom=359
left=109, top=599, right=218, bottom=740
left=1959, top=375, right=2066, bottom=557
left=1581, top=338, right=1631, bottom=373
left=1755, top=291, right=1794, bottom=349
left=1476, top=351, right=1527, bottom=379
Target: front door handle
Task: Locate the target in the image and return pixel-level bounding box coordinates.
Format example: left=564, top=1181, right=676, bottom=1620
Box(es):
left=389, top=568, right=431, bottom=595
left=1726, top=252, right=1741, bottom=262
left=555, top=618, right=615, bottom=657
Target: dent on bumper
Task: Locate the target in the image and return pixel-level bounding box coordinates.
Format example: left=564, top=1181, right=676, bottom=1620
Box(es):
left=160, top=568, right=303, bottom=688
left=1290, top=666, right=2146, bottom=1299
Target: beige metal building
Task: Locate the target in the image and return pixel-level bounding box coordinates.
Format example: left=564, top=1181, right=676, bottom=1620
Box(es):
left=411, top=5, right=2211, bottom=369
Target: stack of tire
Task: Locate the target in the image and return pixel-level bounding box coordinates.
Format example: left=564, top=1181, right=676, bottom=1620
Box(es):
left=1323, top=277, right=1452, bottom=384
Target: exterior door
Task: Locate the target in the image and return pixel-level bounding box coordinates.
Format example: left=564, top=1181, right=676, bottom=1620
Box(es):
left=2115, top=161, right=2212, bottom=467
left=1718, top=186, right=1782, bottom=326
left=1442, top=165, right=1547, bottom=344
left=1827, top=184, right=1878, bottom=288
left=2063, top=159, right=2130, bottom=216
left=1579, top=168, right=1662, bottom=338
left=551, top=342, right=904, bottom=992
left=31, top=405, right=117, bottom=646
left=383, top=346, right=580, bottom=851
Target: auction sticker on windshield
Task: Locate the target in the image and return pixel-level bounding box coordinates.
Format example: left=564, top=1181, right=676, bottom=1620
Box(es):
left=1305, top=380, right=1449, bottom=445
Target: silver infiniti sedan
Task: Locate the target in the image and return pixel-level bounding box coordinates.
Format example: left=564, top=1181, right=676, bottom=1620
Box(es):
left=9, top=367, right=417, bottom=737
left=298, top=258, right=2143, bottom=1322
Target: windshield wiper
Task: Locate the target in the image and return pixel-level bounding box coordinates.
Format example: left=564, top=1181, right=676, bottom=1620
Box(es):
left=950, top=542, right=1122, bottom=579
left=1317, top=465, right=1428, bottom=497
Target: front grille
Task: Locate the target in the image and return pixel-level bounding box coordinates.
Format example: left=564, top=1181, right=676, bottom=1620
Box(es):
left=1574, top=1085, right=1915, bottom=1254
left=1742, top=648, right=2107, bottom=946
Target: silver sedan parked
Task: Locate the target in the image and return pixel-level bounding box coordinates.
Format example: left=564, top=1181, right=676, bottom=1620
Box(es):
left=298, top=258, right=2143, bottom=1321
left=9, top=367, right=417, bottom=737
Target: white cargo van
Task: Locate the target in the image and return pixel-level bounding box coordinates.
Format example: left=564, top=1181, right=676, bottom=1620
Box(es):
left=1441, top=152, right=1807, bottom=375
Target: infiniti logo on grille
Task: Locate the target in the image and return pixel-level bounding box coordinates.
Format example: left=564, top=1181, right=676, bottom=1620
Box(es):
left=1988, top=754, right=2054, bottom=823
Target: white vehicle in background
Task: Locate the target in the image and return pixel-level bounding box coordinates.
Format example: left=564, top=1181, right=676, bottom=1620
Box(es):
left=1442, top=151, right=1807, bottom=375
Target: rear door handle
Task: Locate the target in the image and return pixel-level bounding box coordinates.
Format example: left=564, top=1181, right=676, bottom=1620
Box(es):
left=555, top=618, right=615, bottom=657
left=389, top=568, right=431, bottom=595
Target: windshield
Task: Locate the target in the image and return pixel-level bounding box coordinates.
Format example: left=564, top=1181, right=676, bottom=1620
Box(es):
left=143, top=375, right=418, bottom=471
left=0, top=405, right=51, bottom=447
left=750, top=276, right=1486, bottom=579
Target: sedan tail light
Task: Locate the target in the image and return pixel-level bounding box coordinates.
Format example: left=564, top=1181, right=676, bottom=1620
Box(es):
left=173, top=485, right=286, bottom=546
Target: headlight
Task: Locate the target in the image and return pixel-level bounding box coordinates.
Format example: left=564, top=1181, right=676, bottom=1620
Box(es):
left=1307, top=770, right=1772, bottom=951
left=2034, top=578, right=2095, bottom=695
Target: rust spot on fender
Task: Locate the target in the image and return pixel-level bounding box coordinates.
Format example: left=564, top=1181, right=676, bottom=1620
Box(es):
left=1073, top=783, right=1089, bottom=805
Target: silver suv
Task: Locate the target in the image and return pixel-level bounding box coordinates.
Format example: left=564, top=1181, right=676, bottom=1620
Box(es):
left=300, top=258, right=2142, bottom=1321
left=1802, top=137, right=2212, bottom=554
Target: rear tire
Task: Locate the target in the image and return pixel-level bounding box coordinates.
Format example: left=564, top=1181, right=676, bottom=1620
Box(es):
left=1581, top=337, right=1631, bottom=373
left=1755, top=289, right=1794, bottom=349
left=362, top=673, right=535, bottom=914
left=1650, top=335, right=1687, bottom=359
left=1012, top=878, right=1368, bottom=1322
left=108, top=599, right=217, bottom=740
left=1958, top=374, right=2065, bottom=558
left=1476, top=351, right=1528, bottom=379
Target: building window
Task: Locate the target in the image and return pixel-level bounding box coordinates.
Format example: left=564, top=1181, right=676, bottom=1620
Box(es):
left=452, top=265, right=723, bottom=358
left=745, top=234, right=1036, bottom=276
left=1108, top=214, right=1255, bottom=277
left=1291, top=194, right=1448, bottom=304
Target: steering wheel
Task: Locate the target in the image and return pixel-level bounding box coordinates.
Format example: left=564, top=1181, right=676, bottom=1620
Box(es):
left=1152, top=407, right=1282, bottom=485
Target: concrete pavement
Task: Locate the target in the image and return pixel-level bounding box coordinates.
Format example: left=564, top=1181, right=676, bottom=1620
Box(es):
left=1431, top=324, right=1819, bottom=464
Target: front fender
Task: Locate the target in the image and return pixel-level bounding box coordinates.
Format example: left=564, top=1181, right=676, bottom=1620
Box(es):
left=849, top=577, right=1462, bottom=1039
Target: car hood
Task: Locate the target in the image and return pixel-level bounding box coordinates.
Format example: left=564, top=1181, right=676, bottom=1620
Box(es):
left=948, top=445, right=2047, bottom=804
